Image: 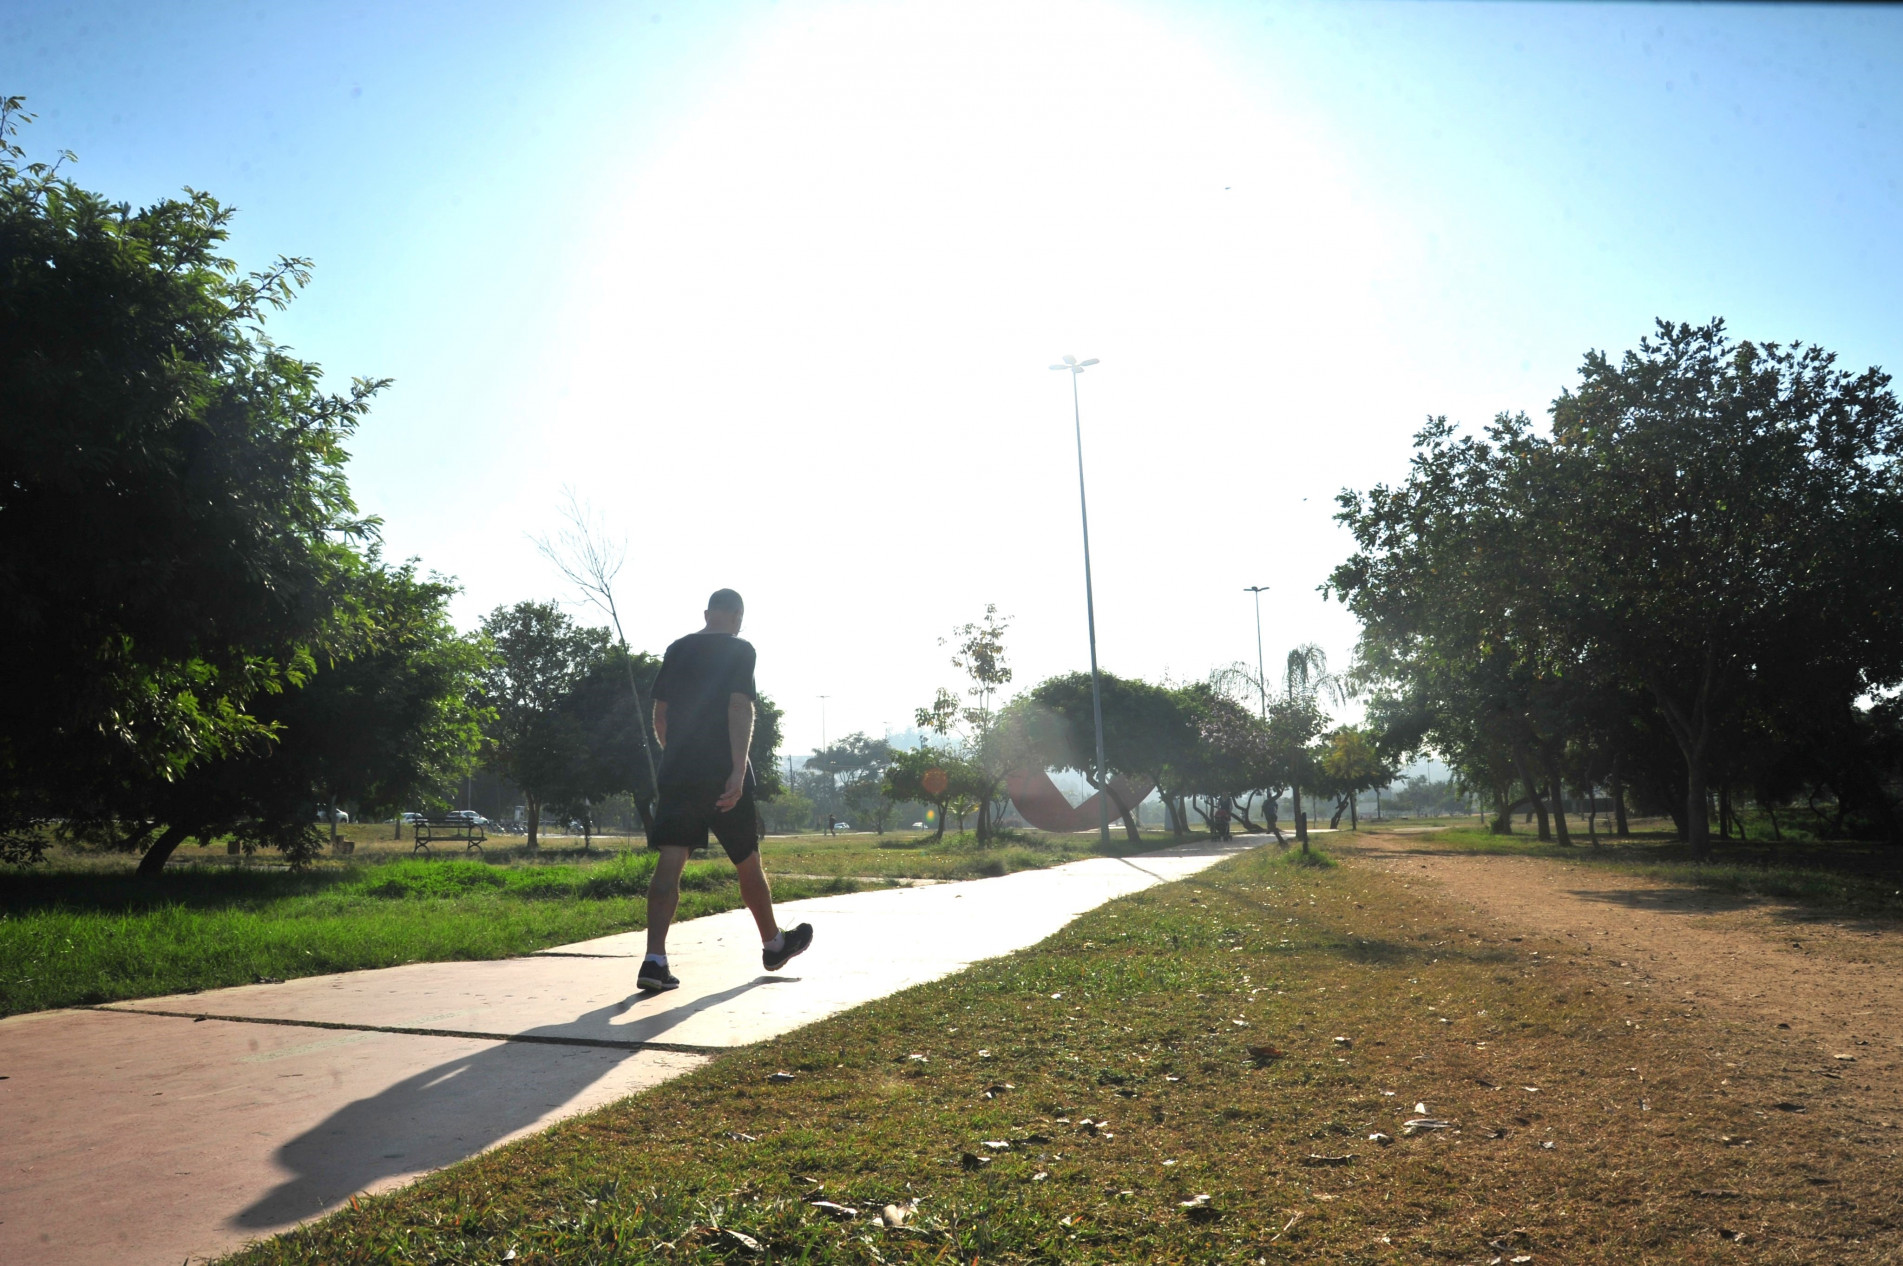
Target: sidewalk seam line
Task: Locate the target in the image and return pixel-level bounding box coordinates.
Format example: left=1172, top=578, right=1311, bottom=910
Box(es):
left=83, top=1005, right=728, bottom=1055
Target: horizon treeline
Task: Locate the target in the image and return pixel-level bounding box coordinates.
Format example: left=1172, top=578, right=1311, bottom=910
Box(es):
left=1331, top=319, right=1903, bottom=852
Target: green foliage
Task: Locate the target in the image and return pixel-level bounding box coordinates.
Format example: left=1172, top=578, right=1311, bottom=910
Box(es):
left=808, top=732, right=899, bottom=832
left=121, top=554, right=490, bottom=871
left=913, top=605, right=1020, bottom=840
left=0, top=98, right=386, bottom=860
left=1333, top=319, right=1903, bottom=851
left=476, top=601, right=614, bottom=846
left=882, top=744, right=987, bottom=841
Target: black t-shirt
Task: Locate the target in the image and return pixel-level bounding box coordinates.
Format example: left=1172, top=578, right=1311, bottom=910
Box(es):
left=652, top=632, right=757, bottom=787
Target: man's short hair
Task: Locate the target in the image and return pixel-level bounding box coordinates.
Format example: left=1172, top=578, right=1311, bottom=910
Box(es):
left=707, top=588, right=744, bottom=614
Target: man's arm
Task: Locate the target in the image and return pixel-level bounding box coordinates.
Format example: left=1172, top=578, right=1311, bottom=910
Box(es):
left=716, top=692, right=755, bottom=811
left=651, top=701, right=668, bottom=749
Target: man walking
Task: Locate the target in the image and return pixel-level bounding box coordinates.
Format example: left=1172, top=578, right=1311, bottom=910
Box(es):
left=639, top=588, right=812, bottom=993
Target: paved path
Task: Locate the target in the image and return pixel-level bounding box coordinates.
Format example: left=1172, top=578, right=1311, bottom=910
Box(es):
left=1, top=837, right=1254, bottom=1265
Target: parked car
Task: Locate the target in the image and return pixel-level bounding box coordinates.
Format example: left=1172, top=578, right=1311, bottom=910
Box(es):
left=314, top=805, right=350, bottom=823
left=400, top=811, right=428, bottom=824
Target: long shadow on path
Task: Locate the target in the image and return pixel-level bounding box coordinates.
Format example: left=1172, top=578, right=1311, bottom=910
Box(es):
left=234, top=979, right=776, bottom=1231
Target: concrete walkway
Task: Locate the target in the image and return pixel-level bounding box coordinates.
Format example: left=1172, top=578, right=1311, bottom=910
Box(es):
left=0, top=836, right=1256, bottom=1265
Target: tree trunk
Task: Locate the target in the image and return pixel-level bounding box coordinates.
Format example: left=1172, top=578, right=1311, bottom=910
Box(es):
left=1291, top=780, right=1307, bottom=849
left=1541, top=756, right=1572, bottom=847
left=618, top=652, right=660, bottom=834
left=1349, top=794, right=1358, bottom=831
left=1652, top=672, right=1715, bottom=857
left=135, top=824, right=193, bottom=879
left=1610, top=755, right=1630, bottom=837
left=1490, top=785, right=1513, bottom=835
left=1585, top=783, right=1599, bottom=847
left=1513, top=750, right=1549, bottom=841
left=1685, top=759, right=1709, bottom=856
left=526, top=795, right=541, bottom=850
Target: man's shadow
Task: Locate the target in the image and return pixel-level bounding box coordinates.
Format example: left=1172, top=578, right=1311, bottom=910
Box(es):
left=233, top=979, right=774, bottom=1231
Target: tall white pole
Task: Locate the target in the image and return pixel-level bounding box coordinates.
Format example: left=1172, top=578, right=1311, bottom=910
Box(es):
left=1245, top=585, right=1269, bottom=719
left=1071, top=371, right=1111, bottom=846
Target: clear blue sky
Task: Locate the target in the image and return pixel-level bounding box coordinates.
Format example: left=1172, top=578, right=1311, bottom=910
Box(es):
left=8, top=1, right=1901, bottom=754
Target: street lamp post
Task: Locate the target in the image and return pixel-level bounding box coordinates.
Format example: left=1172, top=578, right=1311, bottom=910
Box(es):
left=1050, top=355, right=1111, bottom=845
left=1244, top=585, right=1270, bottom=719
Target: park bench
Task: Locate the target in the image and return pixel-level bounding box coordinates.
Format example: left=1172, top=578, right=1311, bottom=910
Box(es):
left=411, top=818, right=486, bottom=854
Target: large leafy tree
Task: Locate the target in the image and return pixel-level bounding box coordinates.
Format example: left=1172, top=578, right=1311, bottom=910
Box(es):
left=1549, top=320, right=1903, bottom=852
left=1316, top=725, right=1394, bottom=831
left=118, top=557, right=489, bottom=874
left=808, top=733, right=898, bottom=834
left=1334, top=321, right=1903, bottom=853
left=1017, top=672, right=1191, bottom=842
left=0, top=99, right=387, bottom=860
left=882, top=744, right=985, bottom=842
left=477, top=602, right=612, bottom=848
left=1158, top=683, right=1273, bottom=838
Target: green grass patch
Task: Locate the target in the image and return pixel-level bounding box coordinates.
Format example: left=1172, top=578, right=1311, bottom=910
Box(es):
left=1409, top=825, right=1903, bottom=918
left=224, top=841, right=1896, bottom=1264
left=760, top=827, right=1188, bottom=881
left=0, top=849, right=860, bottom=1017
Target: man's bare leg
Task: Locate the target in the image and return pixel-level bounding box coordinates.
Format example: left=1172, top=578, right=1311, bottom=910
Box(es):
left=735, top=851, right=779, bottom=943
left=645, top=846, right=691, bottom=959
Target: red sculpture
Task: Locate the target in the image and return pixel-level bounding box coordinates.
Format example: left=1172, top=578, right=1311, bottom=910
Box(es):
left=1005, top=768, right=1155, bottom=832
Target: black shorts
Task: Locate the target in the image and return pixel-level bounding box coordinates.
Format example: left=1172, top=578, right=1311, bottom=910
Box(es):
left=650, top=780, right=760, bottom=863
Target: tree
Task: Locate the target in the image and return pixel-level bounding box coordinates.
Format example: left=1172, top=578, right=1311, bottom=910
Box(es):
left=477, top=602, right=611, bottom=848
left=1549, top=320, right=1903, bottom=853
left=1332, top=321, right=1903, bottom=854
left=915, top=605, right=1018, bottom=840
left=103, top=554, right=488, bottom=874
left=0, top=98, right=384, bottom=861
left=1276, top=645, right=1348, bottom=845
left=1317, top=725, right=1394, bottom=830
left=532, top=488, right=662, bottom=829
left=1019, top=672, right=1190, bottom=841
left=540, top=644, right=656, bottom=845
left=809, top=733, right=898, bottom=833
left=883, top=745, right=984, bottom=842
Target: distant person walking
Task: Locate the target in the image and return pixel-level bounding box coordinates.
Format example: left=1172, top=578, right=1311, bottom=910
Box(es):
left=826, top=814, right=838, bottom=836
left=640, top=589, right=813, bottom=993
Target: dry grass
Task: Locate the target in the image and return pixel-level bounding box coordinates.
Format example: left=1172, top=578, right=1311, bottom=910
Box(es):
left=225, top=844, right=1903, bottom=1264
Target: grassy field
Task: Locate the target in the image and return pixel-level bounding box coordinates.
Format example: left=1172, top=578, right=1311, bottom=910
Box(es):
left=1408, top=822, right=1903, bottom=918
left=760, top=826, right=1192, bottom=881
left=1, top=827, right=1184, bottom=1018
left=223, top=841, right=1896, bottom=1265
left=0, top=851, right=861, bottom=1017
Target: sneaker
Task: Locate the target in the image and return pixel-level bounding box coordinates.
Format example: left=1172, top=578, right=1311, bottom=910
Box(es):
left=763, top=922, right=813, bottom=972
left=637, top=961, right=679, bottom=992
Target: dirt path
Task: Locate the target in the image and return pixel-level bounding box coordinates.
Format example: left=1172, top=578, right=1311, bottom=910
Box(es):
left=1333, top=831, right=1903, bottom=1104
